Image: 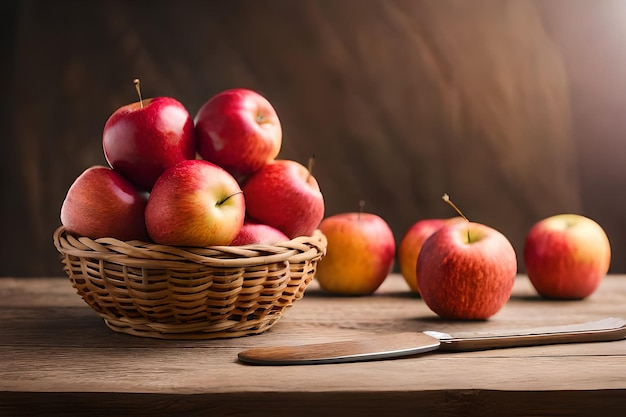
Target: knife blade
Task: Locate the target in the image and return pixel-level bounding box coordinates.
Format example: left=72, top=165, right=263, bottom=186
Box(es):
left=237, top=317, right=626, bottom=365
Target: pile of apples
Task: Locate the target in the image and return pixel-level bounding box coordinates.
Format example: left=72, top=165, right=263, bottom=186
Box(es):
left=316, top=194, right=611, bottom=321
left=60, top=82, right=325, bottom=247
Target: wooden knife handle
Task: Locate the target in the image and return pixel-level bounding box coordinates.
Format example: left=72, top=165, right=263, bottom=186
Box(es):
left=432, top=317, right=626, bottom=351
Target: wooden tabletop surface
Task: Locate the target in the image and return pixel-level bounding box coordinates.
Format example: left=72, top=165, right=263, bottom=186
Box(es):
left=1, top=274, right=625, bottom=416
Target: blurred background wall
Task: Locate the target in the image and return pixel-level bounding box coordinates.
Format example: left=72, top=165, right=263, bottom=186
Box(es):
left=1, top=0, right=625, bottom=277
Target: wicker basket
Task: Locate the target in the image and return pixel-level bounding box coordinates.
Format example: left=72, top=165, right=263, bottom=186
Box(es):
left=53, top=226, right=326, bottom=339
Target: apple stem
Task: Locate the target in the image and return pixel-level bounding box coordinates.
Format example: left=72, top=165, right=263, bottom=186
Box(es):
left=442, top=193, right=471, bottom=242
left=217, top=191, right=243, bottom=207
left=133, top=78, right=143, bottom=109
left=358, top=200, right=365, bottom=221
left=307, top=155, right=315, bottom=181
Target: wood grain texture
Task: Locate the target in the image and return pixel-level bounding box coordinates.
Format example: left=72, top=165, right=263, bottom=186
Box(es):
left=1, top=391, right=625, bottom=417
left=9, top=0, right=626, bottom=277
left=1, top=274, right=625, bottom=416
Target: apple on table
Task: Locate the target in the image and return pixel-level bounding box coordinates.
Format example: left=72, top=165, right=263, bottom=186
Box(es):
left=417, top=220, right=517, bottom=320
left=60, top=165, right=149, bottom=241
left=314, top=205, right=396, bottom=295
left=524, top=214, right=611, bottom=299
left=102, top=79, right=197, bottom=191
left=194, top=88, right=282, bottom=179
left=415, top=194, right=517, bottom=320
left=145, top=159, right=245, bottom=247
left=242, top=159, right=324, bottom=239
left=398, top=217, right=464, bottom=294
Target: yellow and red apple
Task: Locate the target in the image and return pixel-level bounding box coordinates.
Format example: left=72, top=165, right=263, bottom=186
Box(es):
left=398, top=217, right=464, bottom=294
left=60, top=166, right=149, bottom=241
left=315, top=211, right=395, bottom=295
left=145, top=160, right=245, bottom=247
left=524, top=214, right=611, bottom=299
left=417, top=221, right=517, bottom=320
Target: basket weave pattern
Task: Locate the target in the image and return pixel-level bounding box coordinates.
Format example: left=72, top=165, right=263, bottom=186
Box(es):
left=53, top=226, right=326, bottom=339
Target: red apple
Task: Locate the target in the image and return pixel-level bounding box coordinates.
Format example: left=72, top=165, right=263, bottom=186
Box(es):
left=145, top=160, right=245, bottom=247
left=194, top=88, right=282, bottom=178
left=398, top=217, right=464, bottom=294
left=60, top=166, right=149, bottom=241
left=315, top=212, right=395, bottom=295
left=417, top=221, right=517, bottom=320
left=230, top=221, right=289, bottom=246
left=241, top=159, right=324, bottom=239
left=524, top=214, right=611, bottom=299
left=103, top=90, right=196, bottom=191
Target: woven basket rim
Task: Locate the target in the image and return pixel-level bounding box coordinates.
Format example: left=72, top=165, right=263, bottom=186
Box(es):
left=53, top=226, right=326, bottom=269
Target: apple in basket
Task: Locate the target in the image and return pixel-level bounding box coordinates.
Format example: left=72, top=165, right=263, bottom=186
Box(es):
left=194, top=88, right=282, bottom=178
left=398, top=217, right=464, bottom=294
left=60, top=165, right=149, bottom=241
left=242, top=159, right=325, bottom=239
left=524, top=214, right=611, bottom=299
left=416, top=195, right=517, bottom=320
left=314, top=203, right=396, bottom=295
left=102, top=79, right=196, bottom=191
left=230, top=221, right=289, bottom=246
left=145, top=159, right=245, bottom=246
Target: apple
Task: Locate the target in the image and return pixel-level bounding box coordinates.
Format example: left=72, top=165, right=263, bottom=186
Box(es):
left=241, top=159, right=324, bottom=239
left=103, top=80, right=196, bottom=191
left=398, top=217, right=464, bottom=294
left=194, top=88, right=282, bottom=178
left=416, top=221, right=517, bottom=320
left=524, top=214, right=611, bottom=299
left=315, top=211, right=396, bottom=295
left=230, top=221, right=289, bottom=246
left=60, top=165, right=149, bottom=241
left=145, top=159, right=245, bottom=247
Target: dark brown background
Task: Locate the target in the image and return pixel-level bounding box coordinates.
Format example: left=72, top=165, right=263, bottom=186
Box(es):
left=2, top=0, right=625, bottom=277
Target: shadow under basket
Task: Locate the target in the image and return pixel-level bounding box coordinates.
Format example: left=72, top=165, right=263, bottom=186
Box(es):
left=53, top=226, right=327, bottom=340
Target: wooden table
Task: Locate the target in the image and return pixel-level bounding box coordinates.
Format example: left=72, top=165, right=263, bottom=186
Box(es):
left=1, top=274, right=625, bottom=416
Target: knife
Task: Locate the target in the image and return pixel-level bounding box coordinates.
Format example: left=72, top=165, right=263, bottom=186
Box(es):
left=237, top=317, right=626, bottom=365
